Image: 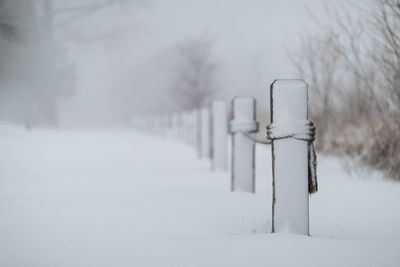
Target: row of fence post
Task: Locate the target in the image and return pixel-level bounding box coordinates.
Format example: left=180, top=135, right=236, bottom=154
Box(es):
left=131, top=79, right=316, bottom=236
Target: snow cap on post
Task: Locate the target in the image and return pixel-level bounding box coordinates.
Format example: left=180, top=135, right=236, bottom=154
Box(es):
left=229, top=97, right=258, bottom=134
left=269, top=79, right=315, bottom=235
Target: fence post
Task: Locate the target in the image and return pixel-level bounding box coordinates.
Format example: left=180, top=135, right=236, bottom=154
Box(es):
left=194, top=109, right=201, bottom=157
left=269, top=79, right=310, bottom=235
left=229, top=96, right=258, bottom=192
left=200, top=107, right=211, bottom=159
left=211, top=100, right=228, bottom=171
left=171, top=113, right=178, bottom=138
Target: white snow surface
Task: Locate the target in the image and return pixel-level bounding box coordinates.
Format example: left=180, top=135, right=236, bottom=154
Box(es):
left=1, top=124, right=400, bottom=266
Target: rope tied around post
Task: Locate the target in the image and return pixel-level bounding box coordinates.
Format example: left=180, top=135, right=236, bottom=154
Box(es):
left=230, top=120, right=271, bottom=144
left=266, top=120, right=318, bottom=194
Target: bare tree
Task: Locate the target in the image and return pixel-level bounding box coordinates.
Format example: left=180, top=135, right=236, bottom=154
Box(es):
left=289, top=0, right=400, bottom=179
left=287, top=30, right=344, bottom=150
left=170, top=37, right=220, bottom=110
left=368, top=0, right=400, bottom=112
left=0, top=0, right=134, bottom=126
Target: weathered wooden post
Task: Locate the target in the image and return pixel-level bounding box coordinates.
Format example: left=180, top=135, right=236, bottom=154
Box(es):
left=229, top=96, right=258, bottom=192
left=200, top=107, right=211, bottom=158
left=268, top=79, right=317, bottom=235
left=211, top=100, right=228, bottom=171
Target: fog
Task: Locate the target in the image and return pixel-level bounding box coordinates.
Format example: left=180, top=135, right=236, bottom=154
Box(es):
left=2, top=2, right=400, bottom=265
left=1, top=0, right=360, bottom=128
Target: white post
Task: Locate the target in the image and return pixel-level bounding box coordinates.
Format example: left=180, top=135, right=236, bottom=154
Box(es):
left=229, top=96, right=258, bottom=193
left=183, top=112, right=190, bottom=144
left=211, top=100, right=228, bottom=171
left=270, top=79, right=309, bottom=235
left=189, top=110, right=197, bottom=149
left=195, top=109, right=201, bottom=157
left=200, top=107, right=211, bottom=158
left=171, top=113, right=178, bottom=139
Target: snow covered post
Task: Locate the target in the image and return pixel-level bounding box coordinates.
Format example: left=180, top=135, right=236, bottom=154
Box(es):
left=183, top=112, right=190, bottom=144
left=171, top=113, right=179, bottom=139
left=229, top=96, right=258, bottom=192
left=211, top=100, right=228, bottom=171
left=200, top=107, right=211, bottom=158
left=193, top=109, right=201, bottom=155
left=268, top=79, right=316, bottom=235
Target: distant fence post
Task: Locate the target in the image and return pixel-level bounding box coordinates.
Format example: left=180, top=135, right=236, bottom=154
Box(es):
left=268, top=79, right=316, bottom=235
left=229, top=96, right=258, bottom=192
left=196, top=109, right=201, bottom=157
left=171, top=113, right=179, bottom=138
left=200, top=107, right=211, bottom=159
left=211, top=100, right=228, bottom=171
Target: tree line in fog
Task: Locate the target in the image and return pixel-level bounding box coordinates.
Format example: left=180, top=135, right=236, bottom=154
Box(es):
left=288, top=0, right=400, bottom=179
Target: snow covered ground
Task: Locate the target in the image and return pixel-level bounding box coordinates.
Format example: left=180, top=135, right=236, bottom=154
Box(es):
left=0, top=124, right=399, bottom=266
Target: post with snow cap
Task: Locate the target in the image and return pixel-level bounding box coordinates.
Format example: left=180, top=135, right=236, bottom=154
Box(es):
left=195, top=109, right=201, bottom=157
left=229, top=96, right=258, bottom=193
left=200, top=107, right=211, bottom=159
left=211, top=100, right=228, bottom=171
left=267, top=79, right=317, bottom=235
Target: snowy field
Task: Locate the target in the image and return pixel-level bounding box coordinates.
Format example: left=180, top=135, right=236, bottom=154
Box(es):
left=0, top=124, right=400, bottom=267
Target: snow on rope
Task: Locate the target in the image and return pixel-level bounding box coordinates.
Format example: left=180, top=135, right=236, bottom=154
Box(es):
left=267, top=120, right=318, bottom=194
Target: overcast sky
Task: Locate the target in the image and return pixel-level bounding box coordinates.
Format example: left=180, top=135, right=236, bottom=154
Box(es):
left=56, top=0, right=359, bottom=127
